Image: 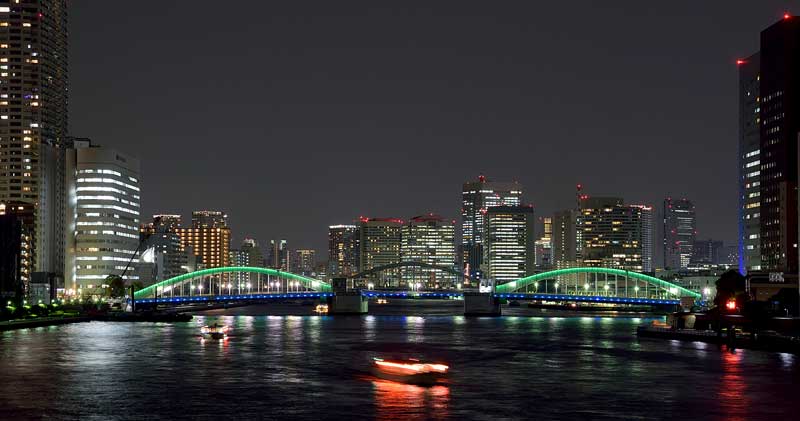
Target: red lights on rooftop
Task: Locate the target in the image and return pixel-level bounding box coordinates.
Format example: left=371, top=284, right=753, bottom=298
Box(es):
left=784, top=12, right=792, bottom=20
left=736, top=59, right=746, bottom=66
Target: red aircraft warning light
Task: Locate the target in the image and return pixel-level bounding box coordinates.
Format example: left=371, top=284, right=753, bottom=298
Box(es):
left=784, top=13, right=792, bottom=20
left=736, top=59, right=746, bottom=66
left=726, top=299, right=737, bottom=311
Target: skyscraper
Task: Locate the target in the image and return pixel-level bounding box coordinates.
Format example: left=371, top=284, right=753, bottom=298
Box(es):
left=460, top=175, right=523, bottom=278
left=177, top=211, right=230, bottom=269
left=267, top=239, right=288, bottom=270
left=64, top=141, right=141, bottom=292
left=359, top=217, right=403, bottom=287
left=756, top=16, right=800, bottom=275
left=484, top=205, right=534, bottom=283
left=579, top=198, right=652, bottom=272
left=0, top=1, right=69, bottom=287
left=552, top=209, right=578, bottom=268
left=292, top=249, right=316, bottom=276
left=534, top=216, right=553, bottom=269
left=241, top=238, right=264, bottom=268
left=663, top=198, right=696, bottom=270
left=328, top=224, right=359, bottom=276
left=738, top=53, right=762, bottom=273
left=401, top=214, right=457, bottom=288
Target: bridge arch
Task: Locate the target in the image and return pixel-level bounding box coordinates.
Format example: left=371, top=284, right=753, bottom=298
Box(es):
left=133, top=266, right=331, bottom=299
left=495, top=267, right=701, bottom=299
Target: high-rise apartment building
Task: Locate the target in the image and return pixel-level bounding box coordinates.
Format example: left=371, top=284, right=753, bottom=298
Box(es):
left=552, top=209, right=578, bottom=268
left=663, top=198, right=696, bottom=270
left=177, top=211, right=230, bottom=269
left=359, top=217, right=402, bottom=287
left=292, top=249, right=316, bottom=276
left=0, top=1, right=68, bottom=287
left=534, top=216, right=553, bottom=269
left=241, top=238, right=264, bottom=268
left=757, top=16, right=800, bottom=274
left=460, top=175, right=523, bottom=278
left=738, top=16, right=800, bottom=275
left=64, top=142, right=141, bottom=291
left=738, top=53, right=762, bottom=273
left=484, top=205, right=534, bottom=283
left=579, top=198, right=652, bottom=272
left=401, top=214, right=457, bottom=288
left=0, top=201, right=33, bottom=301
left=328, top=224, right=359, bottom=277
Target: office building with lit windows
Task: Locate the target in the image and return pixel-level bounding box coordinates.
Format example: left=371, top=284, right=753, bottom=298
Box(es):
left=460, top=175, right=523, bottom=278
left=359, top=217, right=403, bottom=286
left=738, top=52, right=762, bottom=273
left=552, top=209, right=578, bottom=268
left=579, top=198, right=653, bottom=272
left=737, top=15, right=800, bottom=275
left=534, top=216, right=553, bottom=269
left=401, top=214, right=457, bottom=288
left=484, top=205, right=534, bottom=283
left=328, top=224, right=359, bottom=276
left=0, top=1, right=69, bottom=287
left=663, top=198, right=696, bottom=270
left=177, top=211, right=230, bottom=269
left=64, top=141, right=141, bottom=292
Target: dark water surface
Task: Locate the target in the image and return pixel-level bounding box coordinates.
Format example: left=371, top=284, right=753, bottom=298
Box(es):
left=1, top=301, right=798, bottom=420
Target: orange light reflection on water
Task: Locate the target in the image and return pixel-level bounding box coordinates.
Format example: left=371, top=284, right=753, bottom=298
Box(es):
left=372, top=379, right=450, bottom=421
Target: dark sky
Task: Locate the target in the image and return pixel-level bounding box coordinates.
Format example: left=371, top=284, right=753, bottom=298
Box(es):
left=69, top=1, right=794, bottom=256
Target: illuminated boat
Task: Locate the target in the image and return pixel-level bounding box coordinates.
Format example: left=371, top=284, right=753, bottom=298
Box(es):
left=200, top=323, right=229, bottom=340
left=314, top=304, right=329, bottom=314
left=376, top=298, right=388, bottom=304
left=371, top=357, right=449, bottom=385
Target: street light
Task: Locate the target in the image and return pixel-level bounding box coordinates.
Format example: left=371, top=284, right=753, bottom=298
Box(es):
left=634, top=285, right=640, bottom=297
left=603, top=284, right=610, bottom=296
left=554, top=282, right=560, bottom=294
left=367, top=282, right=374, bottom=290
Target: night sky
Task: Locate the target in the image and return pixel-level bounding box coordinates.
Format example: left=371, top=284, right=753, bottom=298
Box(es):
left=69, top=1, right=794, bottom=256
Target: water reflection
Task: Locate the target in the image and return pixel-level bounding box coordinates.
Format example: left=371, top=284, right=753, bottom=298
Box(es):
left=372, top=380, right=450, bottom=420
left=718, top=349, right=749, bottom=421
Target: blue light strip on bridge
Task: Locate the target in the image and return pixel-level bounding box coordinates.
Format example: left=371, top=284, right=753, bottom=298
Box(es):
left=493, top=293, right=680, bottom=305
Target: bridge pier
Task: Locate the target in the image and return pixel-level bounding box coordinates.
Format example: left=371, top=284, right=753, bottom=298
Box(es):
left=463, top=292, right=501, bottom=316
left=328, top=291, right=369, bottom=315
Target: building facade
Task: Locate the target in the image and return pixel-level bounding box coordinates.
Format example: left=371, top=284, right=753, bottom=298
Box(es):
left=359, top=217, right=403, bottom=287
left=0, top=1, right=69, bottom=287
left=756, top=17, right=800, bottom=275
left=460, top=175, right=523, bottom=278
left=663, top=198, right=696, bottom=270
left=0, top=202, right=33, bottom=302
left=579, top=198, right=652, bottom=272
left=292, top=249, right=316, bottom=276
left=328, top=224, right=359, bottom=277
left=738, top=53, right=762, bottom=273
left=552, top=209, right=578, bottom=268
left=534, top=216, right=553, bottom=269
left=177, top=211, right=230, bottom=269
left=400, top=214, right=457, bottom=288
left=64, top=142, right=141, bottom=292
left=267, top=239, right=288, bottom=271
left=484, top=205, right=534, bottom=283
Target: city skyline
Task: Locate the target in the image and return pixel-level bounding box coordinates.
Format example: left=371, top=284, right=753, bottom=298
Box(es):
left=67, top=3, right=794, bottom=255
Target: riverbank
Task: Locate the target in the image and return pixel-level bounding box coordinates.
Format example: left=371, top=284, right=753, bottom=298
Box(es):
left=637, top=325, right=800, bottom=354
left=0, top=316, right=91, bottom=332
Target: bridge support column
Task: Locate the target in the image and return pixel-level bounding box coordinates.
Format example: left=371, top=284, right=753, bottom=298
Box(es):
left=328, top=291, right=368, bottom=315
left=463, top=292, right=501, bottom=316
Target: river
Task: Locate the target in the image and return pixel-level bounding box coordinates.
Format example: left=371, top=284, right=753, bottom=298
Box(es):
left=1, top=301, right=797, bottom=420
